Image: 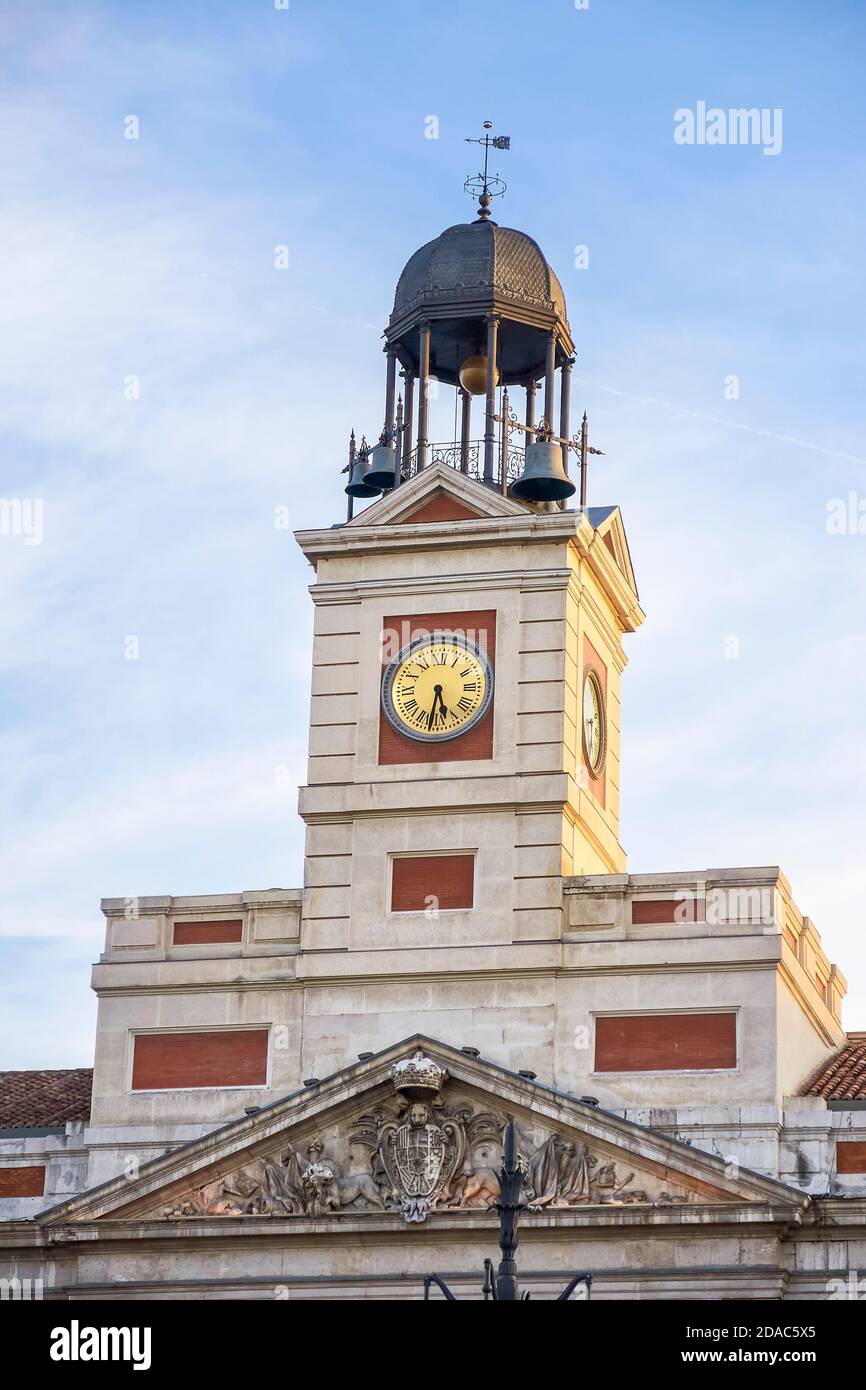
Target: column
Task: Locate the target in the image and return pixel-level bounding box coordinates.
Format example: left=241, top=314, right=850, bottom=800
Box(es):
left=483, top=315, right=499, bottom=484
left=384, top=348, right=397, bottom=439
left=525, top=378, right=537, bottom=451
left=393, top=394, right=404, bottom=484
left=402, top=372, right=415, bottom=482
left=543, top=330, right=557, bottom=435
left=459, top=387, right=471, bottom=473
left=416, top=324, right=431, bottom=471
left=559, top=357, right=574, bottom=474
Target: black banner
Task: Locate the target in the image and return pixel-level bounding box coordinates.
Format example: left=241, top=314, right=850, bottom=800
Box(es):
left=1, top=1296, right=860, bottom=1374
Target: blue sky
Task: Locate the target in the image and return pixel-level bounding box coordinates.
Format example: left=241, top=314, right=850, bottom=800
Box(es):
left=1, top=0, right=865, bottom=1066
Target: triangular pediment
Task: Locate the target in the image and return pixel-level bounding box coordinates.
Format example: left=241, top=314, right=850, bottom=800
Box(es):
left=39, top=1037, right=804, bottom=1228
left=585, top=505, right=638, bottom=596
left=348, top=462, right=529, bottom=529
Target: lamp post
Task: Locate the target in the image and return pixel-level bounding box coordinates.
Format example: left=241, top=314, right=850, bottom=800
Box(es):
left=423, top=1119, right=593, bottom=1302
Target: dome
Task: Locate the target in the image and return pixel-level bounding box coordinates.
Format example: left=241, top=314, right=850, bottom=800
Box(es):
left=391, top=219, right=569, bottom=331
left=385, top=217, right=573, bottom=387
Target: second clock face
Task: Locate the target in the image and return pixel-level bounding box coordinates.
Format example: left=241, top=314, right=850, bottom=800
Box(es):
left=582, top=667, right=606, bottom=776
left=382, top=632, right=494, bottom=743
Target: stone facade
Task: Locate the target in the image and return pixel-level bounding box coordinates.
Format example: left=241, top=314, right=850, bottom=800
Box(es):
left=3, top=1041, right=866, bottom=1300
left=2, top=464, right=864, bottom=1300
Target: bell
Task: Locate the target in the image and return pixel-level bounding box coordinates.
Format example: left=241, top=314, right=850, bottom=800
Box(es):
left=511, top=439, right=576, bottom=503
left=345, top=449, right=381, bottom=498
left=364, top=442, right=398, bottom=491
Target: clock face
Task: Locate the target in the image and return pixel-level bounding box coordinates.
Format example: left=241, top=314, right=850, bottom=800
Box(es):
left=381, top=632, right=494, bottom=743
left=582, top=668, right=606, bottom=776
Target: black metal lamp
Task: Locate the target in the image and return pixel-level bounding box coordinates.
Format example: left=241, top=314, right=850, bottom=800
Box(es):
left=422, top=1118, right=593, bottom=1302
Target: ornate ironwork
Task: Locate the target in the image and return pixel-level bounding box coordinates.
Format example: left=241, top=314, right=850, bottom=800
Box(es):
left=357, top=411, right=605, bottom=509
left=404, top=440, right=524, bottom=488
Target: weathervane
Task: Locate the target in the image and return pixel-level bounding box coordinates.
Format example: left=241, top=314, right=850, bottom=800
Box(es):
left=464, top=120, right=511, bottom=219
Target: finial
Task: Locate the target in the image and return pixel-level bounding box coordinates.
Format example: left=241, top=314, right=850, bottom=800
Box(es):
left=578, top=413, right=605, bottom=511
left=464, top=121, right=510, bottom=220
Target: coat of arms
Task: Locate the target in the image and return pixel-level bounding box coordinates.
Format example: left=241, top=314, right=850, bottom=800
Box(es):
left=378, top=1100, right=464, bottom=1222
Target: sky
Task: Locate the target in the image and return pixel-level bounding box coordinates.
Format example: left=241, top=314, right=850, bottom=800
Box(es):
left=1, top=0, right=864, bottom=1067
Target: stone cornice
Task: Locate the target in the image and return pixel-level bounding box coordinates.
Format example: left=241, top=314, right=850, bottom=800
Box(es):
left=309, top=566, right=573, bottom=605
left=29, top=1199, right=805, bottom=1251
left=100, top=890, right=302, bottom=919
left=296, top=511, right=578, bottom=560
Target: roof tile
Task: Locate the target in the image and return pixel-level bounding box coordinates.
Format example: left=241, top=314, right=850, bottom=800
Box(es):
left=804, top=1038, right=866, bottom=1101
left=0, top=1068, right=92, bottom=1128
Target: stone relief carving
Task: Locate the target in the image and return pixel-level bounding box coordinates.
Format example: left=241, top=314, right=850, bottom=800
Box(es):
left=160, top=1051, right=684, bottom=1222
left=163, top=1148, right=306, bottom=1218
left=301, top=1138, right=385, bottom=1215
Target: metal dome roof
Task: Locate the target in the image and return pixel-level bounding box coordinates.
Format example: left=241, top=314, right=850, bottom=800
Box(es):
left=390, top=219, right=569, bottom=330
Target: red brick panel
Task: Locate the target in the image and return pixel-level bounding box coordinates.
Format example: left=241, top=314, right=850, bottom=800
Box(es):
left=0, top=1166, right=45, bottom=1197
left=131, top=1030, right=269, bottom=1091
left=403, top=492, right=483, bottom=524
left=836, top=1142, right=866, bottom=1174
left=391, top=854, right=475, bottom=912
left=173, top=919, right=243, bottom=945
left=632, top=898, right=707, bottom=925
left=379, top=609, right=496, bottom=765
left=595, top=1012, right=737, bottom=1072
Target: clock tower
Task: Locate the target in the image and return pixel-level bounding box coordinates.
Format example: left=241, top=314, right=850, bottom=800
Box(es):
left=293, top=170, right=644, bottom=1081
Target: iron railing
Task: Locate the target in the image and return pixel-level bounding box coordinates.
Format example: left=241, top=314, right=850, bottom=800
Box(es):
left=402, top=439, right=525, bottom=488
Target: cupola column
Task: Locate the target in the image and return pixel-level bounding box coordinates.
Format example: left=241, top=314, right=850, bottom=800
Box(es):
left=384, top=348, right=398, bottom=440
left=525, top=378, right=537, bottom=448
left=416, top=323, right=431, bottom=470
left=559, top=357, right=574, bottom=474
left=543, top=329, right=557, bottom=434
left=459, top=387, right=472, bottom=473
left=483, top=314, right=500, bottom=484
left=402, top=371, right=415, bottom=481
left=393, top=394, right=404, bottom=484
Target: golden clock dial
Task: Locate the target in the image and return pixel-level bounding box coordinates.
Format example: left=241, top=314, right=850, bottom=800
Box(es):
left=382, top=633, right=493, bottom=743
left=582, top=668, right=606, bottom=775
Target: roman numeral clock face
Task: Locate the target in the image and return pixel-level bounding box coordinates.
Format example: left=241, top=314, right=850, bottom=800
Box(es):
left=382, top=633, right=494, bottom=743
left=582, top=667, right=606, bottom=777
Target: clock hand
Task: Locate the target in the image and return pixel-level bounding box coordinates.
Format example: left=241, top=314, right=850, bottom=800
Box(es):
left=432, top=684, right=448, bottom=723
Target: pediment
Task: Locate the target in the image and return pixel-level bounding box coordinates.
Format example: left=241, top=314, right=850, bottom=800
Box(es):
left=40, top=1037, right=802, bottom=1228
left=585, top=505, right=638, bottom=596
left=348, top=462, right=529, bottom=529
